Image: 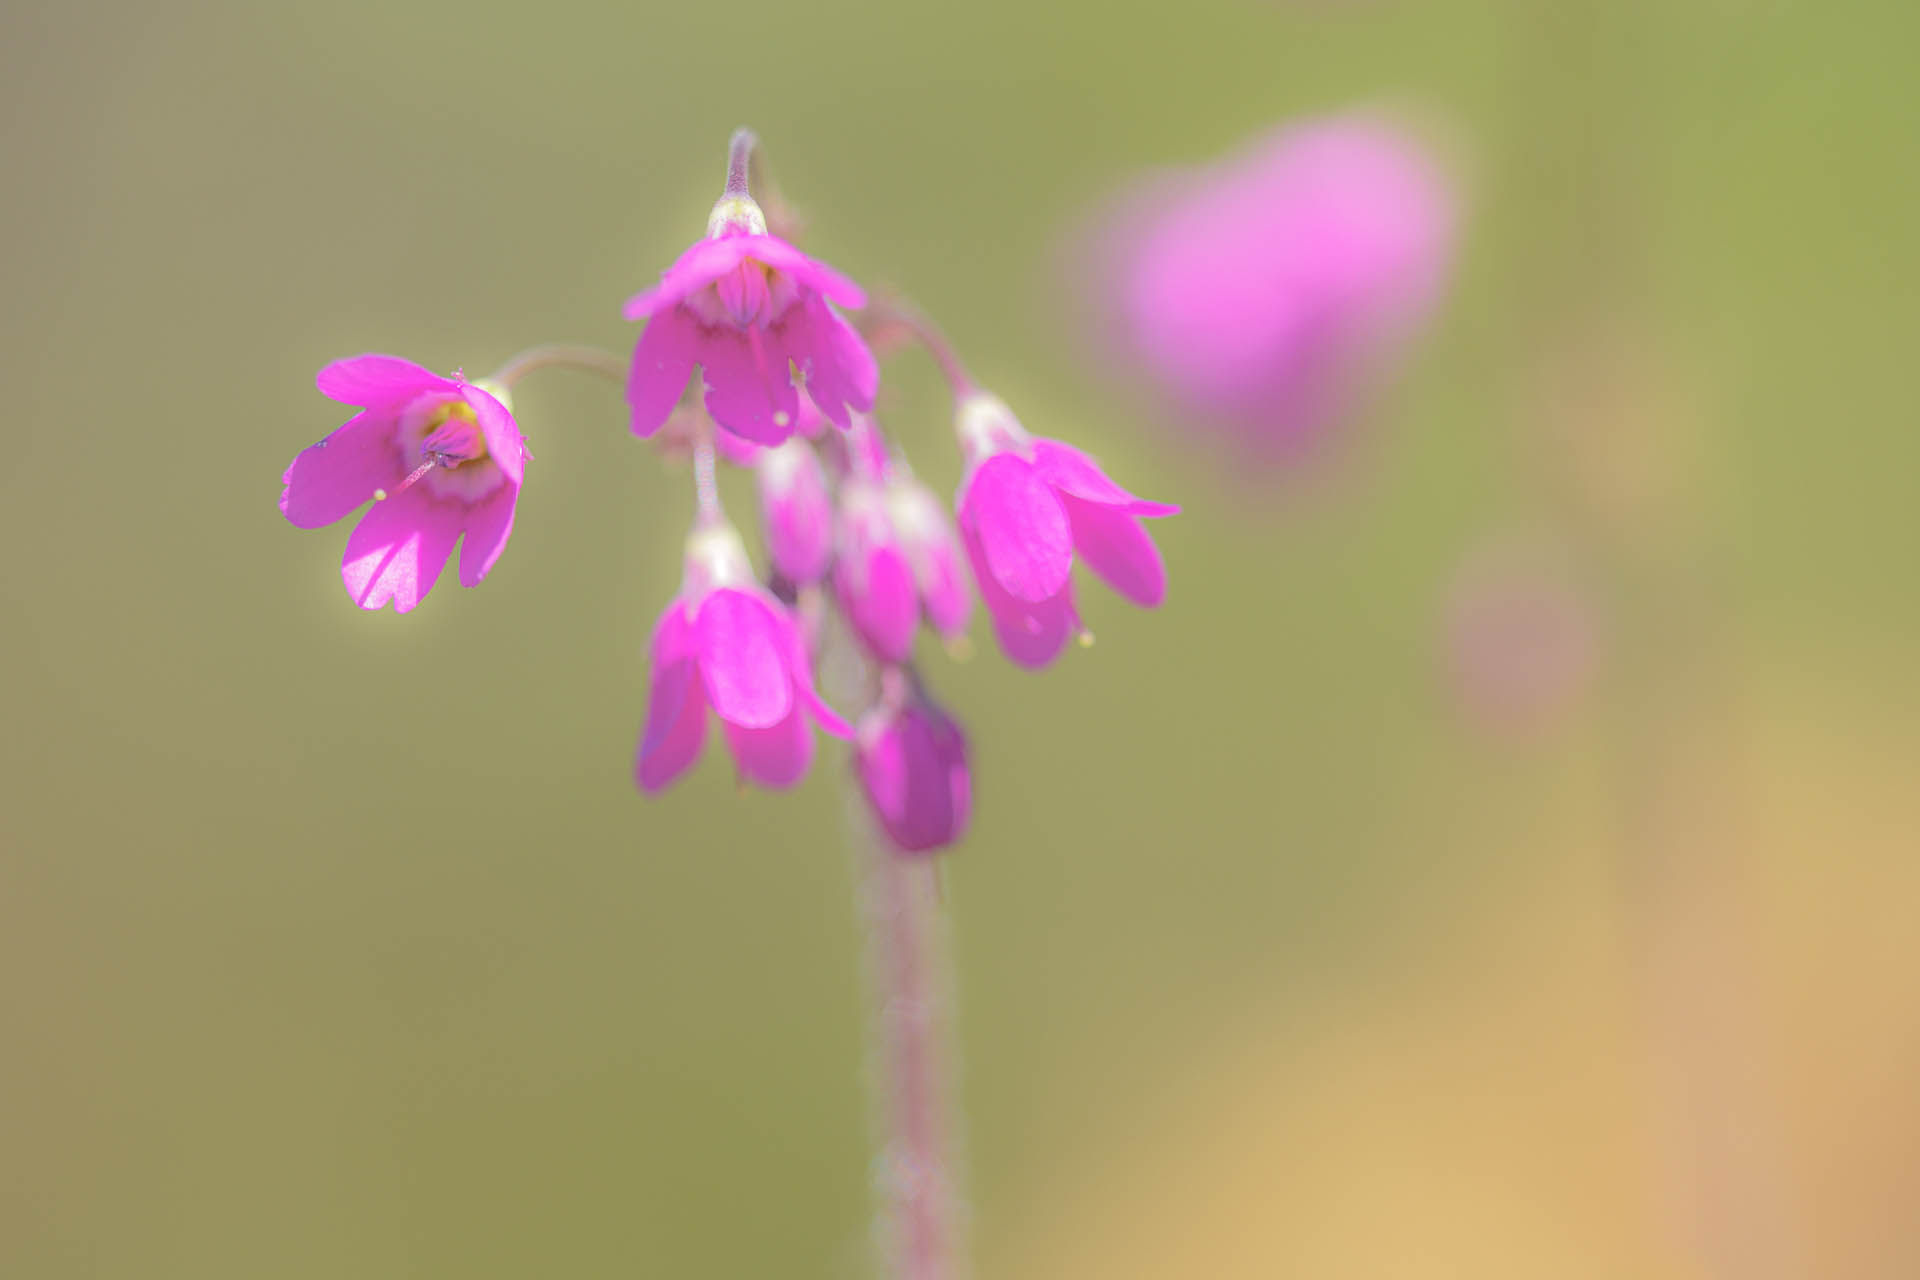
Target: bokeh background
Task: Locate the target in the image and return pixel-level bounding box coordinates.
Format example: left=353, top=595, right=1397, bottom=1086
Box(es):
left=5, top=1, right=1918, bottom=1276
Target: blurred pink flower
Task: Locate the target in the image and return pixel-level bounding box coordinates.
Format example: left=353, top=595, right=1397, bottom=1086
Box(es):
left=637, top=521, right=851, bottom=792
left=886, top=473, right=972, bottom=644
left=755, top=439, right=834, bottom=586
left=835, top=478, right=921, bottom=665
left=856, top=678, right=972, bottom=855
left=954, top=393, right=1178, bottom=668
left=624, top=199, right=876, bottom=446
left=279, top=354, right=528, bottom=613
left=1087, top=113, right=1457, bottom=464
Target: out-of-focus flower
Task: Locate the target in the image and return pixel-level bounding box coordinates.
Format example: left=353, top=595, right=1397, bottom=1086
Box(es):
left=835, top=478, right=920, bottom=664
left=637, top=519, right=851, bottom=792
left=624, top=193, right=876, bottom=446
left=856, top=675, right=971, bottom=854
left=886, top=473, right=972, bottom=644
left=1443, top=534, right=1599, bottom=734
left=756, top=439, right=834, bottom=586
left=279, top=354, right=528, bottom=613
left=954, top=392, right=1178, bottom=668
left=1086, top=113, right=1457, bottom=465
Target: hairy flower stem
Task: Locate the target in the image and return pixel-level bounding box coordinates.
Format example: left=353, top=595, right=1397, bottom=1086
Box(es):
left=485, top=343, right=627, bottom=390
left=724, top=128, right=760, bottom=200
left=861, top=301, right=976, bottom=401
left=691, top=429, right=721, bottom=526
left=852, top=813, right=965, bottom=1280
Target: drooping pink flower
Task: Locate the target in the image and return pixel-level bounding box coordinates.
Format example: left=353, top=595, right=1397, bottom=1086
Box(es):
left=1087, top=113, right=1456, bottom=465
left=755, top=439, right=833, bottom=586
left=855, top=676, right=971, bottom=855
left=834, top=478, right=920, bottom=665
left=953, top=393, right=1177, bottom=668
left=624, top=195, right=877, bottom=447
left=279, top=354, right=528, bottom=613
left=636, top=519, right=851, bottom=792
left=885, top=474, right=972, bottom=644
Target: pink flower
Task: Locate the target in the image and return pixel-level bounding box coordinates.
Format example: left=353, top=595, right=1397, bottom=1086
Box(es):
left=855, top=678, right=971, bottom=855
left=279, top=354, right=528, bottom=613
left=885, top=474, right=972, bottom=644
left=755, top=439, right=833, bottom=586
left=636, top=519, right=851, bottom=792
left=624, top=197, right=877, bottom=447
left=1087, top=113, right=1456, bottom=464
left=953, top=393, right=1178, bottom=668
left=834, top=478, right=920, bottom=664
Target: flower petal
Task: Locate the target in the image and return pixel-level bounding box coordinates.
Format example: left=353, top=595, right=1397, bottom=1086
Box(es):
left=757, top=440, right=832, bottom=584
left=959, top=453, right=1072, bottom=603
left=962, top=526, right=1078, bottom=669
left=745, top=237, right=868, bottom=310
left=779, top=618, right=853, bottom=739
left=627, top=306, right=700, bottom=438
left=918, top=536, right=973, bottom=637
left=839, top=545, right=920, bottom=666
left=721, top=703, right=815, bottom=789
left=637, top=603, right=708, bottom=793
left=316, top=354, right=444, bottom=407
left=693, top=588, right=794, bottom=729
left=339, top=486, right=463, bottom=613
left=461, top=383, right=526, bottom=486
left=787, top=297, right=877, bottom=430
left=279, top=410, right=400, bottom=530
left=622, top=237, right=757, bottom=319
left=857, top=704, right=971, bottom=853
left=699, top=324, right=800, bottom=444
left=457, top=485, right=518, bottom=588
left=1031, top=438, right=1180, bottom=516
left=1062, top=496, right=1166, bottom=607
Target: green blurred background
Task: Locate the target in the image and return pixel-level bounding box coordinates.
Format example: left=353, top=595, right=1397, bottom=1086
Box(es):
left=5, top=1, right=1917, bottom=1275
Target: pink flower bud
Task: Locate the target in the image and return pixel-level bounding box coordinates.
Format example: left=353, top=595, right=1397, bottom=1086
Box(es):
left=755, top=439, right=833, bottom=585
left=835, top=481, right=919, bottom=664
left=856, top=686, right=971, bottom=855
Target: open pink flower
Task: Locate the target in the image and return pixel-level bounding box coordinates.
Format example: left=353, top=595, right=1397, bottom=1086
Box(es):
left=624, top=197, right=877, bottom=447
left=636, top=520, right=851, bottom=792
left=279, top=354, right=527, bottom=613
left=855, top=678, right=971, bottom=855
left=953, top=393, right=1177, bottom=668
left=1086, top=113, right=1456, bottom=465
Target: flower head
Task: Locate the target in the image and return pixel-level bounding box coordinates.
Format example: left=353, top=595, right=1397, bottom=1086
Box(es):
left=953, top=393, right=1178, bottom=668
left=1087, top=113, right=1456, bottom=464
left=624, top=190, right=877, bottom=447
left=279, top=354, right=528, bottom=613
left=636, top=518, right=851, bottom=792
left=855, top=674, right=971, bottom=855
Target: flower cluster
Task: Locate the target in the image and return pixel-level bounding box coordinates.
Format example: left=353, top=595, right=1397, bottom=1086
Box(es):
left=278, top=130, right=1177, bottom=854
